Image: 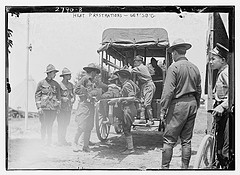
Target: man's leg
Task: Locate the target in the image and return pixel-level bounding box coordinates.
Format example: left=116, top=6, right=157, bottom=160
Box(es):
left=162, top=143, right=173, bottom=169
left=39, top=112, right=47, bottom=141
left=46, top=110, right=57, bottom=145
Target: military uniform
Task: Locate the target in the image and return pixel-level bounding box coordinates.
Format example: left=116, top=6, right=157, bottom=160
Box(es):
left=35, top=77, right=61, bottom=144
left=214, top=63, right=229, bottom=167
left=115, top=69, right=140, bottom=154
left=132, top=58, right=156, bottom=123
left=57, top=80, right=75, bottom=145
left=160, top=39, right=202, bottom=169
left=73, top=65, right=101, bottom=152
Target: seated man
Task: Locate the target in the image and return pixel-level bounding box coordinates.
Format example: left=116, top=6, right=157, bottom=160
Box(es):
left=114, top=68, right=140, bottom=155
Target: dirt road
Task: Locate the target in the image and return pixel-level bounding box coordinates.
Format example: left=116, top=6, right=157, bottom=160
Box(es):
left=7, top=106, right=207, bottom=170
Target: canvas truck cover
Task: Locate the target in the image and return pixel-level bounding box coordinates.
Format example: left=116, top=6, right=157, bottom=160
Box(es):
left=97, top=28, right=169, bottom=60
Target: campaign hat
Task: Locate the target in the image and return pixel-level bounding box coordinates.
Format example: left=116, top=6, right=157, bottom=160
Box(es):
left=45, top=64, right=59, bottom=73
left=60, top=67, right=72, bottom=77
left=83, top=63, right=101, bottom=74
left=114, top=67, right=131, bottom=78
left=133, top=55, right=144, bottom=62
left=167, top=38, right=192, bottom=53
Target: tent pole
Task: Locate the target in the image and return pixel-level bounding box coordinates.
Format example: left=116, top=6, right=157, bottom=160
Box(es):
left=25, top=14, right=30, bottom=131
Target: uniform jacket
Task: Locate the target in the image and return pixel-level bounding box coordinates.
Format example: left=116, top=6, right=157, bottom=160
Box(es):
left=59, top=80, right=75, bottom=111
left=214, top=64, right=228, bottom=109
left=132, top=63, right=153, bottom=85
left=75, top=74, right=102, bottom=102
left=160, top=57, right=202, bottom=115
left=35, top=78, right=61, bottom=110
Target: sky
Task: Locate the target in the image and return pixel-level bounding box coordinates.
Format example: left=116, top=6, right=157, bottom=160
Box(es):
left=8, top=11, right=209, bottom=89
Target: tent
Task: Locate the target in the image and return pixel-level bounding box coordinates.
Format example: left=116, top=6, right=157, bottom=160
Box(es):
left=9, top=76, right=37, bottom=112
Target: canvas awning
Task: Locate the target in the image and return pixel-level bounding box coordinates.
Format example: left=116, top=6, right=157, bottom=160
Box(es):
left=97, top=28, right=169, bottom=61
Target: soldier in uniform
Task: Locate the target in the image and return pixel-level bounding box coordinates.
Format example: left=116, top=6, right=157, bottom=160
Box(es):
left=35, top=64, right=61, bottom=146
left=57, top=67, right=75, bottom=146
left=160, top=39, right=202, bottom=169
left=209, top=43, right=230, bottom=169
left=115, top=68, right=140, bottom=155
left=131, top=55, right=156, bottom=125
left=73, top=63, right=101, bottom=152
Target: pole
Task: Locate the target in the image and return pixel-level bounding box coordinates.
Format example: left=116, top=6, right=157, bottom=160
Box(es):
left=25, top=14, right=30, bottom=131
left=206, top=13, right=214, bottom=134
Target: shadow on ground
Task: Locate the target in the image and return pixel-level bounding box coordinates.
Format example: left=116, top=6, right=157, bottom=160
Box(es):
left=91, top=130, right=163, bottom=162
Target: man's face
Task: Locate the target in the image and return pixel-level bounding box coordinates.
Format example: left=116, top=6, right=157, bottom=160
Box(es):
left=48, top=71, right=57, bottom=79
left=64, top=74, right=71, bottom=80
left=171, top=50, right=177, bottom=62
left=134, top=60, right=141, bottom=67
left=210, top=54, right=224, bottom=70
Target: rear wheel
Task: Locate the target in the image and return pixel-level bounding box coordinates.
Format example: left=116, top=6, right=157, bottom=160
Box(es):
left=193, top=134, right=215, bottom=169
left=95, top=102, right=110, bottom=142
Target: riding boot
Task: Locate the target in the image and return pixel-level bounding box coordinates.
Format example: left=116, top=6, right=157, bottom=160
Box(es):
left=181, top=143, right=191, bottom=169
left=161, top=144, right=173, bottom=169
left=122, top=135, right=134, bottom=155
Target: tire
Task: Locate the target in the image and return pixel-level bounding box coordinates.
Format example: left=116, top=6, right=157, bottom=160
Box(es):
left=193, top=134, right=215, bottom=169
left=95, top=102, right=110, bottom=142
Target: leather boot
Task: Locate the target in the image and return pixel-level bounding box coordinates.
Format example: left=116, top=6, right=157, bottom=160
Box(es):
left=122, top=135, right=135, bottom=155
left=161, top=144, right=173, bottom=169
left=181, top=143, right=191, bottom=169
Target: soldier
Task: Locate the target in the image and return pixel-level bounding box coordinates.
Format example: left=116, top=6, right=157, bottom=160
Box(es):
left=35, top=64, right=61, bottom=146
left=209, top=43, right=230, bottom=169
left=115, top=68, right=140, bottom=155
left=57, top=67, right=75, bottom=146
left=73, top=63, right=101, bottom=152
left=101, top=74, right=121, bottom=99
left=160, top=39, right=202, bottom=169
left=131, top=55, right=156, bottom=125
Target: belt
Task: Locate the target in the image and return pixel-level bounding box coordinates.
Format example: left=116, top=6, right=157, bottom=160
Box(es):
left=176, top=93, right=195, bottom=99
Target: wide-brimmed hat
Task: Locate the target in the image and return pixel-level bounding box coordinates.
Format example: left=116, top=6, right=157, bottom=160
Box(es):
left=45, top=64, right=59, bottom=73
left=167, top=38, right=192, bottom=53
left=83, top=63, right=100, bottom=74
left=114, top=68, right=131, bottom=78
left=108, top=74, right=118, bottom=82
left=60, top=67, right=72, bottom=77
left=210, top=43, right=229, bottom=59
left=133, top=55, right=144, bottom=62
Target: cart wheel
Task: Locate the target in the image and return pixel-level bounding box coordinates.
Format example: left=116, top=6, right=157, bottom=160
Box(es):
left=114, top=124, right=123, bottom=134
left=95, top=102, right=110, bottom=142
left=193, top=134, right=215, bottom=169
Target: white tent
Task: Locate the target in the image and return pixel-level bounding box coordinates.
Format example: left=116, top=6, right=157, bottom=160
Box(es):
left=9, top=76, right=37, bottom=112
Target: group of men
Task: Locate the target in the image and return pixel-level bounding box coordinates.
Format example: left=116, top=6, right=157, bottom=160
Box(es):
left=35, top=38, right=230, bottom=169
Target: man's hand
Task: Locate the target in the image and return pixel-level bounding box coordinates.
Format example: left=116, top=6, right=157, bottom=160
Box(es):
left=212, top=105, right=224, bottom=116
left=160, top=112, right=165, bottom=121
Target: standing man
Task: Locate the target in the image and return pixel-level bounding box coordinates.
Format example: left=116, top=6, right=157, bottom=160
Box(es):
left=209, top=43, right=229, bottom=169
left=73, top=63, right=101, bottom=152
left=132, top=55, right=156, bottom=125
left=160, top=39, right=202, bottom=169
left=115, top=68, right=140, bottom=154
left=57, top=67, right=75, bottom=146
left=35, top=64, right=61, bottom=146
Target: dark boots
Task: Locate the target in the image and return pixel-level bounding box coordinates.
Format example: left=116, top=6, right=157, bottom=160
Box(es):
left=181, top=142, right=191, bottom=169
left=161, top=144, right=173, bottom=169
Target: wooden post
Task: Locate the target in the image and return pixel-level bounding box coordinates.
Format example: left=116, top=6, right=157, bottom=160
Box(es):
left=206, top=13, right=214, bottom=134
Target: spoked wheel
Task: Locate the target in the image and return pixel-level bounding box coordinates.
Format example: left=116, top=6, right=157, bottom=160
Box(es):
left=95, top=102, right=110, bottom=142
left=193, top=134, right=215, bottom=169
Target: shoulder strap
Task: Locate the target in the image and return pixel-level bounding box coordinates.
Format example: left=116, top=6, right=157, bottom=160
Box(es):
left=60, top=81, right=68, bottom=90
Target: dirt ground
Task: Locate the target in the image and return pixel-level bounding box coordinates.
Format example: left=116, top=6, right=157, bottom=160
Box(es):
left=7, top=105, right=207, bottom=170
